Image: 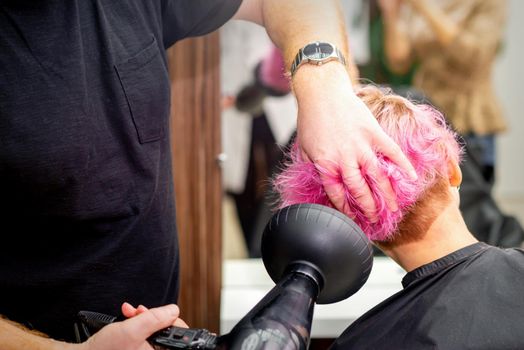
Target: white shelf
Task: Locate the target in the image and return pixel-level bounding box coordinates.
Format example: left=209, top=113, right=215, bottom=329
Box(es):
left=221, top=257, right=404, bottom=338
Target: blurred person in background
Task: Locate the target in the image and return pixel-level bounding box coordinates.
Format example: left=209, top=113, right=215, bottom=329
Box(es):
left=379, top=0, right=507, bottom=184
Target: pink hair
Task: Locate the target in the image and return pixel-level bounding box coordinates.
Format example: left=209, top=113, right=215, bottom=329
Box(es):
left=259, top=46, right=291, bottom=94
left=273, top=86, right=462, bottom=241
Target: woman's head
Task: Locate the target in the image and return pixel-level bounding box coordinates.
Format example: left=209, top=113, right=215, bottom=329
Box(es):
left=274, top=85, right=462, bottom=242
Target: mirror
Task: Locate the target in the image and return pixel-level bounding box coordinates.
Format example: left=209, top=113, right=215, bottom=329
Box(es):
left=218, top=0, right=524, bottom=339
left=220, top=0, right=524, bottom=257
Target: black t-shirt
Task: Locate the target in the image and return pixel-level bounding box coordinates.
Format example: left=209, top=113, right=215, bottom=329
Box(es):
left=0, top=0, right=241, bottom=341
left=331, top=243, right=524, bottom=350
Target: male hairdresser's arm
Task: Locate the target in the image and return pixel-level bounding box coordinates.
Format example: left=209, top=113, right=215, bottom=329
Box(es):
left=0, top=317, right=71, bottom=350
left=234, top=0, right=416, bottom=219
left=0, top=304, right=180, bottom=350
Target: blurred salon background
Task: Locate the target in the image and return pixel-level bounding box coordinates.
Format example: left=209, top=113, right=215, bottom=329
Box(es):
left=211, top=0, right=524, bottom=344
left=220, top=0, right=524, bottom=260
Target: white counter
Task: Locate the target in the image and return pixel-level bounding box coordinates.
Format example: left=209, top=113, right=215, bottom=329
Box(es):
left=221, top=257, right=404, bottom=338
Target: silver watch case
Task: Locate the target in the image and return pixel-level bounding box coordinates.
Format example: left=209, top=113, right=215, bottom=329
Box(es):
left=290, top=41, right=347, bottom=76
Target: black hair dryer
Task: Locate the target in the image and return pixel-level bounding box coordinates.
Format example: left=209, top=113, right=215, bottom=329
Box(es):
left=75, top=204, right=373, bottom=350
left=216, top=203, right=373, bottom=350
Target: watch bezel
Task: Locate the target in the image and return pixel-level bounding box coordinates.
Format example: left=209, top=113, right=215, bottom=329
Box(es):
left=291, top=41, right=346, bottom=76
left=302, top=42, right=336, bottom=63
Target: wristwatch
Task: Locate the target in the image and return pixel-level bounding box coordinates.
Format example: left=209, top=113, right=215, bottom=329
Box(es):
left=290, top=41, right=347, bottom=76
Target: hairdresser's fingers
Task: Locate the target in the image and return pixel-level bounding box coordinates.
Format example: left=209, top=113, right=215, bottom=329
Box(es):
left=363, top=155, right=398, bottom=212
left=374, top=132, right=417, bottom=180
left=300, top=153, right=349, bottom=215
left=341, top=160, right=378, bottom=222
left=121, top=303, right=149, bottom=319
left=121, top=302, right=136, bottom=318
left=174, top=318, right=189, bottom=328
left=136, top=305, right=149, bottom=314
left=316, top=161, right=346, bottom=214
left=85, top=304, right=180, bottom=350
left=136, top=307, right=187, bottom=328
left=122, top=302, right=188, bottom=329
left=121, top=305, right=180, bottom=342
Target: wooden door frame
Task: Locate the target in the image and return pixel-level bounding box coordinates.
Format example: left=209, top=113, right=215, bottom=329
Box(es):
left=167, top=32, right=222, bottom=332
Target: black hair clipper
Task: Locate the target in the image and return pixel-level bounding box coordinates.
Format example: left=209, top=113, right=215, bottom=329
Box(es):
left=74, top=311, right=217, bottom=349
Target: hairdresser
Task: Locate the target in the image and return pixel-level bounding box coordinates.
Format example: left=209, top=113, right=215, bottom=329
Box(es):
left=0, top=1, right=416, bottom=349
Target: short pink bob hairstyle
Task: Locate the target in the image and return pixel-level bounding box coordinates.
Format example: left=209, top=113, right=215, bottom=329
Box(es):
left=274, top=85, right=462, bottom=242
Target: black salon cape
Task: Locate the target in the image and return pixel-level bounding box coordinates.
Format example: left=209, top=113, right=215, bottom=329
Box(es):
left=0, top=0, right=241, bottom=341
left=331, top=243, right=524, bottom=350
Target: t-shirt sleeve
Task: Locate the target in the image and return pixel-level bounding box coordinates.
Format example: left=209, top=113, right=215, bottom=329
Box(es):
left=161, top=0, right=243, bottom=48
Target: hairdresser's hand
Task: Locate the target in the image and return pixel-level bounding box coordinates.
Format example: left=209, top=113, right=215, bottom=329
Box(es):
left=79, top=304, right=182, bottom=350
left=122, top=302, right=188, bottom=328
left=293, top=63, right=417, bottom=221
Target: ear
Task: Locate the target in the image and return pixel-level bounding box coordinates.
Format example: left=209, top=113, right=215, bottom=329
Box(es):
left=448, top=160, right=462, bottom=187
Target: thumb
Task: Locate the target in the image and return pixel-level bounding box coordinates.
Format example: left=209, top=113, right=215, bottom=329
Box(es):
left=120, top=304, right=180, bottom=341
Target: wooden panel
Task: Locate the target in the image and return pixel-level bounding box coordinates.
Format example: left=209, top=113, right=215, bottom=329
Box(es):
left=167, top=33, right=222, bottom=332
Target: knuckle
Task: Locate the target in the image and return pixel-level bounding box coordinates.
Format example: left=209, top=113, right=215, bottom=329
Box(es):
left=149, top=309, right=166, bottom=324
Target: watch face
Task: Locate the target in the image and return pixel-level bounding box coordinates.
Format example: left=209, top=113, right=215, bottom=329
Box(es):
left=303, top=42, right=334, bottom=61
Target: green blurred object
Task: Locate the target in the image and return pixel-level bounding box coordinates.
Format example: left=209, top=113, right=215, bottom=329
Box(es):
left=359, top=9, right=417, bottom=87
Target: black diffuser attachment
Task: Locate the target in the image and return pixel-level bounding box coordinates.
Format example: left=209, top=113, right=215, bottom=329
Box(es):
left=262, top=203, right=373, bottom=304
left=216, top=203, right=373, bottom=350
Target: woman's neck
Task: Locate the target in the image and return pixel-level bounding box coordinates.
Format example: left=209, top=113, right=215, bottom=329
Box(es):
left=381, top=203, right=478, bottom=272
